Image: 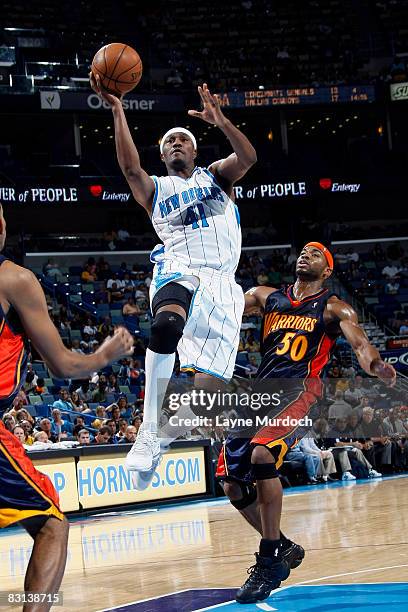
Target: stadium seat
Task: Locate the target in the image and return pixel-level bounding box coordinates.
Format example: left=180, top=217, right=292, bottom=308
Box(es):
left=28, top=395, right=43, bottom=405
left=25, top=405, right=37, bottom=417
left=41, top=393, right=55, bottom=405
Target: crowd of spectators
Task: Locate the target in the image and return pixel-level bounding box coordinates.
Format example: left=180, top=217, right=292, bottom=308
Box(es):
left=333, top=241, right=408, bottom=336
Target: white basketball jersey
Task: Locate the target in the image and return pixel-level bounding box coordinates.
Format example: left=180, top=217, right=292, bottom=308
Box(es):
left=150, top=166, right=241, bottom=273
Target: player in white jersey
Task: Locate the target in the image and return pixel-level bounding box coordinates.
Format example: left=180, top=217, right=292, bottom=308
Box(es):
left=90, top=75, right=257, bottom=476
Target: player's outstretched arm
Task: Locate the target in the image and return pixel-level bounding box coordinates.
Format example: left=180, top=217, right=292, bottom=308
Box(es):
left=244, top=286, right=277, bottom=314
left=327, top=298, right=396, bottom=385
left=188, top=83, right=257, bottom=185
left=89, top=72, right=154, bottom=212
left=4, top=263, right=134, bottom=379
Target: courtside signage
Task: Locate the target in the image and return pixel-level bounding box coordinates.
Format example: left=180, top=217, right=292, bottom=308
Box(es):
left=31, top=456, right=79, bottom=512
left=31, top=448, right=207, bottom=512
left=77, top=447, right=206, bottom=509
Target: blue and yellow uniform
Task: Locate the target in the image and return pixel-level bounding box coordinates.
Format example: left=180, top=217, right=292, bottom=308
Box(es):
left=216, top=284, right=338, bottom=483
left=0, top=255, right=63, bottom=528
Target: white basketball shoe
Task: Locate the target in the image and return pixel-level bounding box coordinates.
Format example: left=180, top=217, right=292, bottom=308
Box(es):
left=125, top=425, right=161, bottom=472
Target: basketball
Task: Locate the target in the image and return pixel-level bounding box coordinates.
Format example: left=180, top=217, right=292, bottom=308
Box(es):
left=91, top=43, right=142, bottom=96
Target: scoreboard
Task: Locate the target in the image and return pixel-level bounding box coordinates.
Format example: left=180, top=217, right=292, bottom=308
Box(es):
left=218, top=85, right=375, bottom=108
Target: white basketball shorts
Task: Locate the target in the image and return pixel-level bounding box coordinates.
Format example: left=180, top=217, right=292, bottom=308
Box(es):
left=150, top=260, right=244, bottom=381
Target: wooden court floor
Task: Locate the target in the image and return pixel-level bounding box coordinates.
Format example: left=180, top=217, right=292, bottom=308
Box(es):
left=0, top=476, right=407, bottom=611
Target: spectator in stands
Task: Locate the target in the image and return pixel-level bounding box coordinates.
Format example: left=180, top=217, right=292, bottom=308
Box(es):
left=107, top=272, right=124, bottom=290
left=119, top=425, right=138, bottom=444
left=386, top=279, right=400, bottom=295
left=53, top=389, right=74, bottom=412
left=115, top=418, right=129, bottom=442
left=106, top=374, right=119, bottom=393
left=76, top=429, right=90, bottom=445
left=328, top=390, right=353, bottom=422
left=23, top=371, right=37, bottom=393
left=2, top=414, right=16, bottom=431
left=382, top=408, right=408, bottom=468
left=117, top=228, right=130, bottom=241
left=19, top=420, right=35, bottom=445
left=355, top=406, right=392, bottom=471
left=13, top=425, right=27, bottom=445
left=122, top=273, right=136, bottom=293
left=399, top=320, right=408, bottom=336
left=33, top=377, right=46, bottom=395
left=73, top=415, right=86, bottom=430
left=244, top=333, right=260, bottom=353
left=382, top=263, right=401, bottom=279
left=257, top=269, right=269, bottom=285
left=95, top=405, right=107, bottom=420
left=346, top=249, right=359, bottom=263
left=75, top=380, right=93, bottom=402
left=34, top=431, right=50, bottom=444
left=123, top=297, right=141, bottom=319
left=352, top=395, right=371, bottom=420
left=70, top=390, right=91, bottom=413
left=71, top=339, right=85, bottom=355
left=103, top=419, right=117, bottom=441
left=81, top=263, right=97, bottom=282
left=117, top=396, right=130, bottom=414
left=92, top=377, right=107, bottom=403
left=103, top=229, right=117, bottom=250
left=108, top=282, right=125, bottom=304
left=92, top=426, right=112, bottom=445
left=131, top=415, right=142, bottom=433
left=344, top=380, right=364, bottom=407
left=327, top=417, right=381, bottom=478
left=37, top=418, right=58, bottom=442
left=51, top=408, right=73, bottom=438
left=298, top=437, right=337, bottom=482
left=15, top=407, right=35, bottom=426
left=43, top=259, right=64, bottom=282
left=285, top=442, right=320, bottom=484
left=83, top=317, right=97, bottom=337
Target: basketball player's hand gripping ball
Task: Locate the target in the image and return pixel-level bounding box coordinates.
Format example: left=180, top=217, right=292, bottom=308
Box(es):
left=188, top=83, right=227, bottom=127
left=89, top=70, right=122, bottom=108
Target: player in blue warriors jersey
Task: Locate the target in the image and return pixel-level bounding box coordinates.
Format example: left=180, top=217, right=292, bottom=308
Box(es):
left=90, top=74, right=257, bottom=479
left=216, top=242, right=396, bottom=603
left=0, top=203, right=134, bottom=609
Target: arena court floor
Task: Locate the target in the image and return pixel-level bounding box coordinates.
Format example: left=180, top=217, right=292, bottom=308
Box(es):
left=0, top=476, right=407, bottom=611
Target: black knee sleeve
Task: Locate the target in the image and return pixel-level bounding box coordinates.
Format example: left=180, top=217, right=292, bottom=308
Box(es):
left=230, top=483, right=257, bottom=510
left=251, top=462, right=278, bottom=480
left=149, top=311, right=185, bottom=354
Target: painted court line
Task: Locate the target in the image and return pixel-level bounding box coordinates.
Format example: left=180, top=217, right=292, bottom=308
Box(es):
left=295, top=563, right=408, bottom=585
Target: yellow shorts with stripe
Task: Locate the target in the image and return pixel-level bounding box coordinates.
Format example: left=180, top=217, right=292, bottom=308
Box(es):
left=0, top=422, right=64, bottom=529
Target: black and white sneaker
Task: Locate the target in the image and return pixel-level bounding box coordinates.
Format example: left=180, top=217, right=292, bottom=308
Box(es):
left=235, top=553, right=290, bottom=604
left=281, top=539, right=305, bottom=569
